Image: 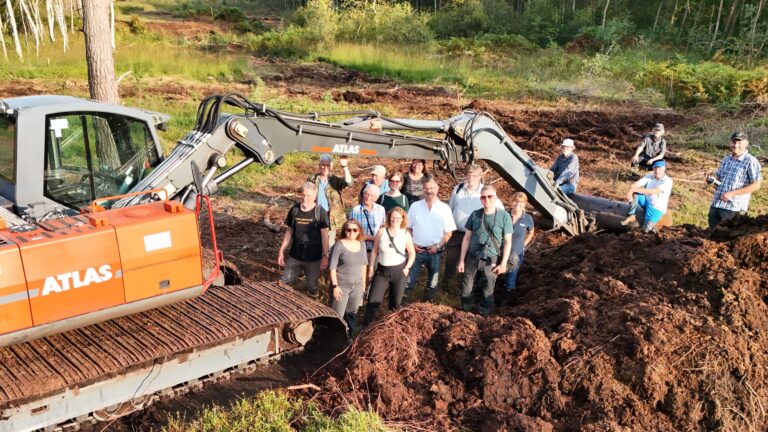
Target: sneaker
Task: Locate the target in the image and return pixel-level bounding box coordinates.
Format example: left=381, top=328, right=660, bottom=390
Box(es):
left=620, top=215, right=636, bottom=226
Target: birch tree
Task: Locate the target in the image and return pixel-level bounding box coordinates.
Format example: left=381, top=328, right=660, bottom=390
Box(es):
left=0, top=9, right=7, bottom=59
left=6, top=0, right=23, bottom=60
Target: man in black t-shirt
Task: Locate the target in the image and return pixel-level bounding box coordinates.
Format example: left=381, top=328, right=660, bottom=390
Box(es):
left=277, top=182, right=330, bottom=299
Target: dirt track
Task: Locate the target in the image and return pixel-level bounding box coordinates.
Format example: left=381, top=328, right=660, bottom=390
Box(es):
left=309, top=216, right=768, bottom=431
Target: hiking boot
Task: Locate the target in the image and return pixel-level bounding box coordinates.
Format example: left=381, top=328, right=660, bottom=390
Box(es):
left=620, top=215, right=636, bottom=226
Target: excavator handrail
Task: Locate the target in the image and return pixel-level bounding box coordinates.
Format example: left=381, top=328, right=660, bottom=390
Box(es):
left=196, top=193, right=222, bottom=289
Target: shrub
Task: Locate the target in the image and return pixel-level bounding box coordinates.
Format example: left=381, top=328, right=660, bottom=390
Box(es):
left=430, top=0, right=490, bottom=39
left=337, top=2, right=433, bottom=44
left=292, top=0, right=339, bottom=47
left=247, top=27, right=317, bottom=58
left=638, top=61, right=768, bottom=108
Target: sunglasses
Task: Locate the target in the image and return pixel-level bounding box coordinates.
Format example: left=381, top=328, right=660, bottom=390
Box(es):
left=480, top=195, right=495, bottom=200
left=390, top=179, right=402, bottom=183
left=345, top=228, right=359, bottom=233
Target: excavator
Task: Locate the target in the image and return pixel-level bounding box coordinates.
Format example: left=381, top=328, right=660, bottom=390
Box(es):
left=0, top=93, right=632, bottom=431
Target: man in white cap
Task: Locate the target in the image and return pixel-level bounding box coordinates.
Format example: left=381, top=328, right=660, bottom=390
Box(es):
left=359, top=164, right=390, bottom=203
left=549, top=138, right=580, bottom=195
left=631, top=123, right=667, bottom=170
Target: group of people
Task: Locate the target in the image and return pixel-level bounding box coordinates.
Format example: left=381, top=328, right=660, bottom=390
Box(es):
left=275, top=156, right=535, bottom=336
left=277, top=124, right=763, bottom=336
left=551, top=123, right=761, bottom=233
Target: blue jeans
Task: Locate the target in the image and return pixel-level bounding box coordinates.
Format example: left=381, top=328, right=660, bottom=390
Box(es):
left=628, top=194, right=663, bottom=233
left=505, top=252, right=524, bottom=291
left=405, top=251, right=442, bottom=301
left=559, top=183, right=576, bottom=195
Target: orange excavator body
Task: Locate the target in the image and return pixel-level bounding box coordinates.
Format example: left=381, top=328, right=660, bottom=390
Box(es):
left=0, top=201, right=204, bottom=347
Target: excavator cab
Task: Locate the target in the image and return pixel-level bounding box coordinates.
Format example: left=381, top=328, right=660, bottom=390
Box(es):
left=43, top=111, right=162, bottom=210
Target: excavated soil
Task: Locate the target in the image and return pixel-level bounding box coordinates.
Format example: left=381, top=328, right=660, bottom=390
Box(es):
left=310, top=216, right=768, bottom=431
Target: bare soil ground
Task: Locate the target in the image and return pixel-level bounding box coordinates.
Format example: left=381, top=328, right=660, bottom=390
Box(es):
left=309, top=217, right=768, bottom=431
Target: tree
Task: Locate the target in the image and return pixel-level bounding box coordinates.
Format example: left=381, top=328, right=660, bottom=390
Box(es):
left=81, top=0, right=120, bottom=170
left=81, top=0, right=118, bottom=104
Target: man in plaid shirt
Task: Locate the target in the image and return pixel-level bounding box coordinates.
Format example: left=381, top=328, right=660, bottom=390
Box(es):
left=707, top=131, right=763, bottom=228
left=350, top=184, right=386, bottom=252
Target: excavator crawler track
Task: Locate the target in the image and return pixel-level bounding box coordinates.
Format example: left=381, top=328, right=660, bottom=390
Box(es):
left=0, top=279, right=343, bottom=431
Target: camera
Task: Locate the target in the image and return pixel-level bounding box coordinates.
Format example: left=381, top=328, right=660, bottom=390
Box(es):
left=706, top=176, right=721, bottom=186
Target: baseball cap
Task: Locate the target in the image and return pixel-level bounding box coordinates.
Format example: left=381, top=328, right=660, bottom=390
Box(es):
left=561, top=138, right=575, bottom=148
left=371, top=165, right=386, bottom=175
left=731, top=131, right=748, bottom=141
left=653, top=123, right=665, bottom=132
left=652, top=160, right=666, bottom=168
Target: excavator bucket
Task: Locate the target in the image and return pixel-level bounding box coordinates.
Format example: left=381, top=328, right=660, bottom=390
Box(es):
left=570, top=193, right=673, bottom=233
left=570, top=193, right=638, bottom=233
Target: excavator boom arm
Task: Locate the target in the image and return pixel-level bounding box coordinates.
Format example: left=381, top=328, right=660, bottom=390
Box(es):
left=123, top=93, right=586, bottom=235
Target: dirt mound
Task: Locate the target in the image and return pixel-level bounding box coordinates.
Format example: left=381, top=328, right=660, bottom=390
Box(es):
left=311, top=219, right=768, bottom=431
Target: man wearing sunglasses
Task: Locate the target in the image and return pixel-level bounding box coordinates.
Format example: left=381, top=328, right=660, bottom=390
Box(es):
left=457, top=185, right=513, bottom=316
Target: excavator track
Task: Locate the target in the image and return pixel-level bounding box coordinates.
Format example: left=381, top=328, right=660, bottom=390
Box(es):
left=0, top=278, right=343, bottom=431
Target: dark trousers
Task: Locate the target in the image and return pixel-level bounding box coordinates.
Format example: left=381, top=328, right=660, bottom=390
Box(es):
left=442, top=230, right=464, bottom=280
left=708, top=206, right=744, bottom=229
left=365, top=262, right=407, bottom=325
left=405, top=250, right=442, bottom=301
left=460, top=255, right=497, bottom=316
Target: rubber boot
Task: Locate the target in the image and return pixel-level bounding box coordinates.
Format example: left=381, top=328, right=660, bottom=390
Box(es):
left=479, top=295, right=494, bottom=316
left=343, top=312, right=357, bottom=337
left=460, top=296, right=474, bottom=312
left=364, top=302, right=381, bottom=326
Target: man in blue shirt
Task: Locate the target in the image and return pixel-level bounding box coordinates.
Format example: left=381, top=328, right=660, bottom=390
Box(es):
left=707, top=131, right=762, bottom=228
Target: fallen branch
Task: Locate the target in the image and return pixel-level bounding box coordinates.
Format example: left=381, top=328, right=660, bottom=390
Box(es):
left=283, top=383, right=321, bottom=392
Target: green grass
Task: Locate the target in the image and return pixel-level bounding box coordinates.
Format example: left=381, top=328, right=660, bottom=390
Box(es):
left=317, top=42, right=667, bottom=104
left=0, top=33, right=248, bottom=83
left=163, top=390, right=394, bottom=432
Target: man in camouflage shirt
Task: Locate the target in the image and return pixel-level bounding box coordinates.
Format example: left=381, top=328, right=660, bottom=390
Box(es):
left=307, top=155, right=353, bottom=244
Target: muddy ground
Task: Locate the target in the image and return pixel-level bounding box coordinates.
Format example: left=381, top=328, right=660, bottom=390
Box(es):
left=309, top=217, right=768, bottom=431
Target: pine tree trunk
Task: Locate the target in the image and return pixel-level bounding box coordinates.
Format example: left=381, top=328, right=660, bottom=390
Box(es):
left=6, top=0, right=23, bottom=59
left=82, top=0, right=118, bottom=103
left=109, top=0, right=114, bottom=49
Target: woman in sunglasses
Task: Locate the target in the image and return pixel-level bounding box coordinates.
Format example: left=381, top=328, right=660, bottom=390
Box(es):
left=379, top=172, right=410, bottom=213
left=328, top=219, right=369, bottom=338
left=364, top=207, right=416, bottom=324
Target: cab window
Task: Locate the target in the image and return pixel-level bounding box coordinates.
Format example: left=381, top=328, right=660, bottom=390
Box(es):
left=44, top=112, right=161, bottom=209
left=0, top=115, right=15, bottom=184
